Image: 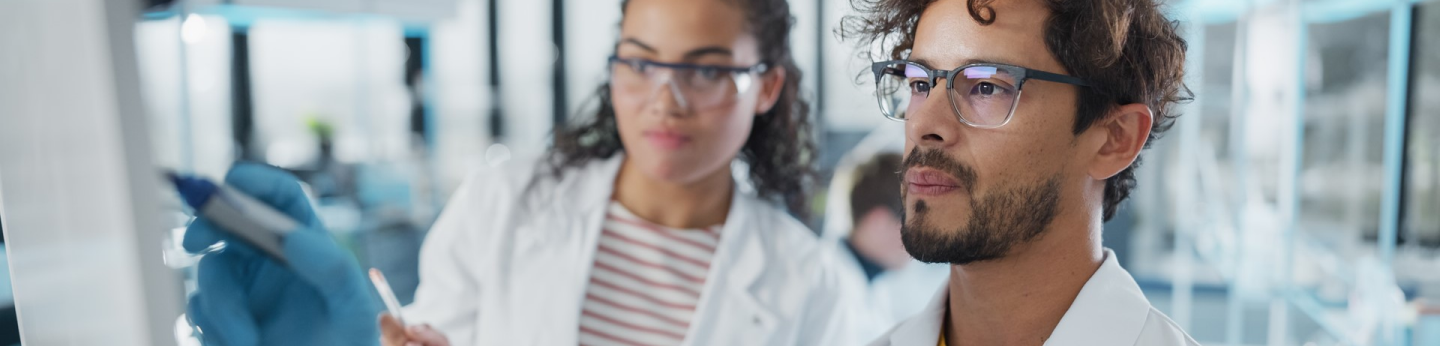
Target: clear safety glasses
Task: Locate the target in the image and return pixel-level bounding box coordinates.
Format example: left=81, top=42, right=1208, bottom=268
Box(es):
left=871, top=60, right=1091, bottom=129
left=609, top=56, right=768, bottom=111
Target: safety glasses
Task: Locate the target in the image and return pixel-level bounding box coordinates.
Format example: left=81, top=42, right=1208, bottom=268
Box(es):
left=609, top=56, right=768, bottom=110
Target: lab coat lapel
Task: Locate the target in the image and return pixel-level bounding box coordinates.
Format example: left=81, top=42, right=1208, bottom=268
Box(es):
left=685, top=190, right=780, bottom=344
left=1043, top=249, right=1150, bottom=345
left=881, top=249, right=1150, bottom=346
left=566, top=154, right=627, bottom=215
left=518, top=155, right=623, bottom=344
left=884, top=280, right=950, bottom=345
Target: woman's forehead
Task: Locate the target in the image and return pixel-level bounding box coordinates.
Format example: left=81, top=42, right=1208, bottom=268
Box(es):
left=618, top=0, right=759, bottom=61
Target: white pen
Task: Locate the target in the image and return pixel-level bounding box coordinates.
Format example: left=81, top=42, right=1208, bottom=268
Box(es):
left=369, top=268, right=406, bottom=326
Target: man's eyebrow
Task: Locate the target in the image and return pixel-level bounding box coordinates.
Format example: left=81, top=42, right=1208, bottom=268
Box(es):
left=960, top=58, right=1011, bottom=66
left=910, top=57, right=1013, bottom=70
left=911, top=57, right=938, bottom=69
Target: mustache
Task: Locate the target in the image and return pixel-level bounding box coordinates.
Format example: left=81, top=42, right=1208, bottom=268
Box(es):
left=901, top=147, right=978, bottom=191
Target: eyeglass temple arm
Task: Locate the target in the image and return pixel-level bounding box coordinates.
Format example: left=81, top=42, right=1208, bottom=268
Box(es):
left=1025, top=69, right=1091, bottom=88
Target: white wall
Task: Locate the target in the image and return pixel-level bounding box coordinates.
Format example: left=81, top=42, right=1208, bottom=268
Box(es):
left=429, top=0, right=493, bottom=195
left=427, top=0, right=560, bottom=196
left=821, top=0, right=888, bottom=132
left=495, top=0, right=557, bottom=161
left=135, top=14, right=236, bottom=179
left=564, top=0, right=623, bottom=121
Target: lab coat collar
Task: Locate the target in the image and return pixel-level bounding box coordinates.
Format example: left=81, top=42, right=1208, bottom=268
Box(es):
left=681, top=184, right=783, bottom=343
left=566, top=153, right=627, bottom=215
left=705, top=188, right=775, bottom=309
left=1043, top=248, right=1150, bottom=345
left=880, top=249, right=1152, bottom=346
left=882, top=278, right=950, bottom=346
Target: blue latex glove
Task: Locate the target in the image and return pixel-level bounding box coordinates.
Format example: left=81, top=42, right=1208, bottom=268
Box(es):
left=182, top=163, right=380, bottom=345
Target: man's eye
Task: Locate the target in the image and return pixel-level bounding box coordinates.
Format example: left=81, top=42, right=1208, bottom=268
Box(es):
left=909, top=81, right=931, bottom=94
left=973, top=82, right=1007, bottom=96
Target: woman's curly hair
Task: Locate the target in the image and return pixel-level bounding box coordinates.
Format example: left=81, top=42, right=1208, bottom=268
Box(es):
left=549, top=0, right=817, bottom=218
left=840, top=0, right=1192, bottom=221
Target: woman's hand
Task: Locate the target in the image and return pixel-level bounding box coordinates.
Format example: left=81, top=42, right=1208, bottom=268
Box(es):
left=379, top=313, right=452, bottom=346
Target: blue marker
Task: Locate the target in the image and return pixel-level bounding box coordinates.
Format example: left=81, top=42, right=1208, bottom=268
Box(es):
left=166, top=171, right=298, bottom=264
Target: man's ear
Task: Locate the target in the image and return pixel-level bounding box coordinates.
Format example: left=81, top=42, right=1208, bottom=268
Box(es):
left=754, top=67, right=787, bottom=114
left=1086, top=103, right=1153, bottom=180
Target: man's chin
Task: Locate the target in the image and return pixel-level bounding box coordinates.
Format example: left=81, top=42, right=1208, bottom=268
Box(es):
left=899, top=220, right=1014, bottom=265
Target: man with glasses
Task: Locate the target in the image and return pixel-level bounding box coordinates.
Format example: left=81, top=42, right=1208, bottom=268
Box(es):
left=842, top=0, right=1197, bottom=345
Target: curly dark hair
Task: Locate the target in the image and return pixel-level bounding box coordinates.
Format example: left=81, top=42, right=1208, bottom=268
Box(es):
left=549, top=0, right=816, bottom=218
left=840, top=0, right=1191, bottom=221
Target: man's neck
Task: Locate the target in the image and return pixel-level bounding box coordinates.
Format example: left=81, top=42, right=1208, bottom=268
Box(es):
left=943, top=214, right=1105, bottom=346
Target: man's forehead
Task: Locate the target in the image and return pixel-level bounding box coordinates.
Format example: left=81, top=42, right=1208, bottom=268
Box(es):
left=909, top=0, right=1057, bottom=71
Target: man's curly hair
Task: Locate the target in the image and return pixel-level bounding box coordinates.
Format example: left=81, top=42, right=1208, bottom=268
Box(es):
left=841, top=0, right=1192, bottom=221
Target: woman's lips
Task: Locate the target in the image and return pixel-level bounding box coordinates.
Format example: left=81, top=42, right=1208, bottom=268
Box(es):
left=905, top=168, right=962, bottom=196
left=643, top=130, right=691, bottom=150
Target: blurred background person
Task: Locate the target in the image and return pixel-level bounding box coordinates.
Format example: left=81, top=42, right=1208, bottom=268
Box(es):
left=844, top=153, right=909, bottom=282
left=840, top=152, right=948, bottom=326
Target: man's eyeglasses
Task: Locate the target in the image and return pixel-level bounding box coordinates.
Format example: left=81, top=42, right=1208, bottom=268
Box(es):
left=870, top=60, right=1090, bottom=128
left=610, top=56, right=768, bottom=110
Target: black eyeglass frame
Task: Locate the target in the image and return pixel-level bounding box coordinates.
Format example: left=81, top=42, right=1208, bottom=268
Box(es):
left=870, top=59, right=1091, bottom=128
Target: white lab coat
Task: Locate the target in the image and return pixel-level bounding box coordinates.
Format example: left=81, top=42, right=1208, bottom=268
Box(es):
left=402, top=154, right=872, bottom=345
left=870, top=249, right=1199, bottom=346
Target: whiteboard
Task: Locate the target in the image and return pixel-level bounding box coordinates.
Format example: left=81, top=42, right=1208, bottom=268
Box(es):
left=0, top=0, right=186, bottom=344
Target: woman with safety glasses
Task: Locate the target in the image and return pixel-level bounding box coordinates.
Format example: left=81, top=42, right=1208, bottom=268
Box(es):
left=181, top=0, right=868, bottom=345
left=377, top=0, right=872, bottom=344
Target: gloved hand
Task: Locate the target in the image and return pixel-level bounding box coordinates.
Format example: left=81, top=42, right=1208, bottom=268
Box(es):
left=183, top=163, right=380, bottom=345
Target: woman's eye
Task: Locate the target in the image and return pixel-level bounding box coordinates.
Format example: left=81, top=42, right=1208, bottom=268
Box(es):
left=697, top=67, right=721, bottom=80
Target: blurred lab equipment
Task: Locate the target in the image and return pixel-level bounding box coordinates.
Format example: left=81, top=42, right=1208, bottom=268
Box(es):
left=1417, top=301, right=1440, bottom=345
left=1131, top=0, right=1440, bottom=345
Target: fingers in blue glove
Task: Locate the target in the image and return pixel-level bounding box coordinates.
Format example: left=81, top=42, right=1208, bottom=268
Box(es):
left=191, top=251, right=261, bottom=345
left=182, top=218, right=261, bottom=260
left=222, top=163, right=320, bottom=228
left=182, top=162, right=315, bottom=260
left=283, top=231, right=370, bottom=305
left=282, top=230, right=382, bottom=345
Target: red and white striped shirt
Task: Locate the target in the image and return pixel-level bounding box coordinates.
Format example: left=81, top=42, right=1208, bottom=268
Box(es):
left=577, top=202, right=722, bottom=346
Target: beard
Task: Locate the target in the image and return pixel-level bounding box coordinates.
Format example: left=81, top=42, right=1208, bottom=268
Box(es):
left=899, top=147, right=1062, bottom=265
